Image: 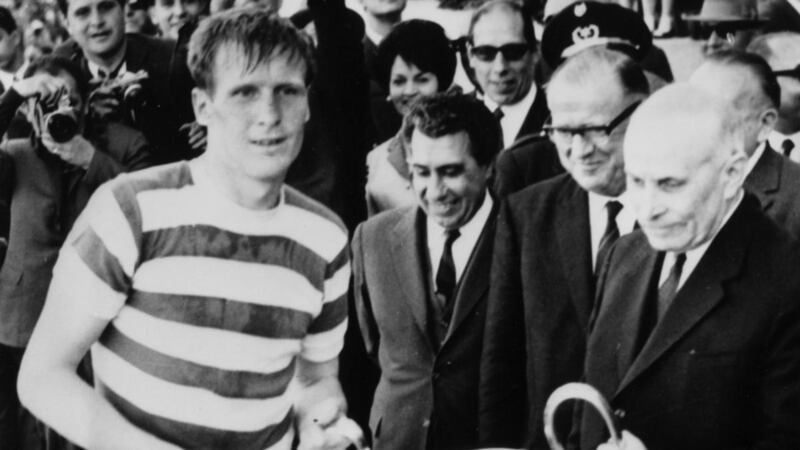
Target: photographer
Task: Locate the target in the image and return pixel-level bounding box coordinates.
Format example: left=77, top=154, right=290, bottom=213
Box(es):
left=0, top=54, right=151, bottom=449
left=55, top=0, right=193, bottom=165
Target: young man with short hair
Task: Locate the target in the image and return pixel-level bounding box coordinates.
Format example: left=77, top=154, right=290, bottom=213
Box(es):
left=19, top=9, right=351, bottom=450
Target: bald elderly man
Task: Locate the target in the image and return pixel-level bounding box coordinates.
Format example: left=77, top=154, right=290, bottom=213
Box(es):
left=690, top=50, right=800, bottom=239
left=748, top=32, right=800, bottom=162
left=582, top=83, right=800, bottom=450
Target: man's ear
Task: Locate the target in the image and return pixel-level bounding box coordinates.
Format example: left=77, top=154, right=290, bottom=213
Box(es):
left=723, top=149, right=748, bottom=200
left=757, top=108, right=778, bottom=143
left=192, top=87, right=211, bottom=126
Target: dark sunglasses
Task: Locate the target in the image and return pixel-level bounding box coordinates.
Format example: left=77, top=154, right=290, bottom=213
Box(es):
left=469, top=43, right=530, bottom=62
left=542, top=101, right=642, bottom=143
left=773, top=64, right=800, bottom=80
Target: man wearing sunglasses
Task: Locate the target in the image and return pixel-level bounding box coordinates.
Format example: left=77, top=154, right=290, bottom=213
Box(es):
left=748, top=32, right=800, bottom=163
left=479, top=47, right=649, bottom=449
left=467, top=0, right=548, bottom=149
left=690, top=50, right=800, bottom=239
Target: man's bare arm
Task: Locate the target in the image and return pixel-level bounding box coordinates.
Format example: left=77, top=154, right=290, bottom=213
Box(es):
left=17, top=263, right=180, bottom=450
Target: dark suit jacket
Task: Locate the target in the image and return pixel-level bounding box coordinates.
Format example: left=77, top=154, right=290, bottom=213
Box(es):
left=493, top=136, right=565, bottom=198
left=352, top=202, right=497, bottom=450
left=581, top=194, right=800, bottom=450
left=55, top=33, right=182, bottom=166
left=480, top=174, right=595, bottom=449
left=0, top=91, right=152, bottom=347
left=514, top=86, right=550, bottom=142
left=745, top=144, right=800, bottom=238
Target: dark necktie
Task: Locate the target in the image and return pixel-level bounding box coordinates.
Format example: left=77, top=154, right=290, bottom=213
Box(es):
left=493, top=107, right=504, bottom=145
left=782, top=139, right=795, bottom=158
left=657, top=253, right=686, bottom=321
left=595, top=201, right=623, bottom=272
left=435, top=228, right=461, bottom=317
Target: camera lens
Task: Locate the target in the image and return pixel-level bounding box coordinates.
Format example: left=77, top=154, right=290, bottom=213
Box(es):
left=46, top=112, right=79, bottom=143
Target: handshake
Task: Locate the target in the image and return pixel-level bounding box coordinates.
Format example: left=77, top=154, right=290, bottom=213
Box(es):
left=88, top=69, right=149, bottom=121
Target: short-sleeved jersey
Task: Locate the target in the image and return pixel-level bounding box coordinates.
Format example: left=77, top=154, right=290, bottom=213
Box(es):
left=46, top=161, right=350, bottom=449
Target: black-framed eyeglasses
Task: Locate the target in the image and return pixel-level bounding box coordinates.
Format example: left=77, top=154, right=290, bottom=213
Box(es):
left=468, top=43, right=530, bottom=62
left=542, top=101, right=641, bottom=145
left=773, top=64, right=800, bottom=80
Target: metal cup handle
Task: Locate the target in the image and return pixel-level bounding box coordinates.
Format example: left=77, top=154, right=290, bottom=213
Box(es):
left=543, top=382, right=621, bottom=450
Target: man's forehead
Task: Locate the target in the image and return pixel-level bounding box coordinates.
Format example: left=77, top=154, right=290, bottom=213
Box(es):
left=409, top=130, right=472, bottom=161
left=548, top=79, right=627, bottom=117
left=472, top=8, right=525, bottom=43
left=68, top=0, right=120, bottom=11
left=211, top=46, right=306, bottom=83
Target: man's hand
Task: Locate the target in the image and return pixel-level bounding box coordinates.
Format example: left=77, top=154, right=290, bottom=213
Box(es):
left=87, top=84, right=122, bottom=119
left=41, top=132, right=96, bottom=169
left=597, top=430, right=647, bottom=450
left=296, top=397, right=352, bottom=450
left=180, top=121, right=207, bottom=153
left=13, top=73, right=68, bottom=103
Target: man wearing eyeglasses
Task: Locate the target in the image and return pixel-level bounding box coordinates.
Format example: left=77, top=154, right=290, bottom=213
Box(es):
left=748, top=32, right=800, bottom=163
left=479, top=46, right=649, bottom=450
left=690, top=50, right=800, bottom=239
left=467, top=0, right=549, bottom=149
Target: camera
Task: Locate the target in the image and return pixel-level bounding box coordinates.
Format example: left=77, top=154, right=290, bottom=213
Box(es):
left=89, top=70, right=149, bottom=114
left=41, top=92, right=79, bottom=144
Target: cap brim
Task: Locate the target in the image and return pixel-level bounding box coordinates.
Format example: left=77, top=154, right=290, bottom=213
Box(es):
left=682, top=13, right=768, bottom=24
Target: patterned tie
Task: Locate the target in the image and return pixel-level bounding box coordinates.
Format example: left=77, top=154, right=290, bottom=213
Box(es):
left=657, top=253, right=686, bottom=321
left=435, top=228, right=461, bottom=318
left=595, top=201, right=623, bottom=272
left=782, top=139, right=795, bottom=158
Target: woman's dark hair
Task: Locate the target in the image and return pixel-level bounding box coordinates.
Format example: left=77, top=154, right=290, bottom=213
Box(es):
left=374, top=19, right=456, bottom=93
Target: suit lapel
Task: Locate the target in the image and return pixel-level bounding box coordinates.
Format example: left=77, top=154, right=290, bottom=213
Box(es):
left=616, top=197, right=752, bottom=396
left=389, top=208, right=435, bottom=347
left=744, top=144, right=781, bottom=212
left=515, top=85, right=549, bottom=140
left=442, top=204, right=497, bottom=345
left=555, top=180, right=594, bottom=331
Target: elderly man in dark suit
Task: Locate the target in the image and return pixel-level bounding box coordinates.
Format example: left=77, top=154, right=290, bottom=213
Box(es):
left=479, top=47, right=649, bottom=449
left=352, top=93, right=500, bottom=450
left=585, top=83, right=800, bottom=450
left=690, top=50, right=800, bottom=238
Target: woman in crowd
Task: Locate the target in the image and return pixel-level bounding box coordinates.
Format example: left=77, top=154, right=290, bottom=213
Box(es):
left=365, top=19, right=456, bottom=216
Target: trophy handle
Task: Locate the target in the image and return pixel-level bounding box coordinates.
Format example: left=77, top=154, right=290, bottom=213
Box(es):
left=543, top=382, right=621, bottom=450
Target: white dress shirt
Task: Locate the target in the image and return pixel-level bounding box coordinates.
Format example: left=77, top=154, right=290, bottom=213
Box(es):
left=768, top=130, right=800, bottom=163
left=745, top=141, right=768, bottom=176
left=588, top=191, right=637, bottom=271
left=87, top=60, right=127, bottom=80
left=483, top=83, right=538, bottom=149
left=427, top=191, right=493, bottom=285
left=658, top=191, right=744, bottom=290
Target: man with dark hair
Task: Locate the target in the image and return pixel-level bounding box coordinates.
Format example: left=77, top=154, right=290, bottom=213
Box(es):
left=55, top=0, right=191, bottom=164
left=585, top=82, right=800, bottom=450
left=19, top=10, right=353, bottom=450
left=467, top=0, right=548, bottom=148
left=690, top=49, right=800, bottom=238
left=0, top=54, right=151, bottom=449
left=479, top=47, right=649, bottom=449
left=353, top=92, right=500, bottom=450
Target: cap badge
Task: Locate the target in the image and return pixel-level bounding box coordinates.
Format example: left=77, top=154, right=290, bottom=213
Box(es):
left=572, top=24, right=599, bottom=43
left=574, top=2, right=588, bottom=17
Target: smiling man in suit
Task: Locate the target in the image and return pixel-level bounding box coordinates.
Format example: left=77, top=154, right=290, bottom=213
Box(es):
left=352, top=92, right=501, bottom=450
left=585, top=83, right=800, bottom=450
left=479, top=47, right=648, bottom=449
